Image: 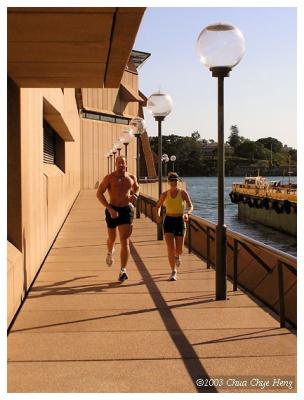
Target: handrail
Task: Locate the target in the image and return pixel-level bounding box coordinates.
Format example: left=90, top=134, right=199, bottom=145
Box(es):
left=139, top=177, right=185, bottom=183
left=188, top=215, right=296, bottom=271
left=227, top=229, right=296, bottom=271
left=235, top=240, right=272, bottom=273
left=188, top=217, right=272, bottom=273
left=139, top=193, right=296, bottom=267
left=138, top=192, right=297, bottom=328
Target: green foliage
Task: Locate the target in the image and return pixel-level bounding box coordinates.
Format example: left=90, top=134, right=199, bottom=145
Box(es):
left=149, top=127, right=296, bottom=176
left=288, top=148, right=297, bottom=161
left=191, top=131, right=200, bottom=141
left=256, top=137, right=283, bottom=153
left=227, top=125, right=245, bottom=149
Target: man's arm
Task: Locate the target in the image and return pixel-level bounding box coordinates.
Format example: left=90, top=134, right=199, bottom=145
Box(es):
left=96, top=175, right=118, bottom=218
left=129, top=174, right=140, bottom=201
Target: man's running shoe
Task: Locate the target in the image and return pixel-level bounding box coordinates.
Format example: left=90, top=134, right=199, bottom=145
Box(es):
left=169, top=270, right=177, bottom=281
left=175, top=256, right=181, bottom=268
left=106, top=249, right=115, bottom=266
left=118, top=269, right=128, bottom=282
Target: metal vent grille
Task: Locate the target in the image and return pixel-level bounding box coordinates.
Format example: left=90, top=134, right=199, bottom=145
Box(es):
left=43, top=121, right=55, bottom=164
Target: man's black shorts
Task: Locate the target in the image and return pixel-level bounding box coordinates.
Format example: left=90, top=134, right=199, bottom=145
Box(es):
left=105, top=204, right=134, bottom=229
left=163, top=216, right=185, bottom=237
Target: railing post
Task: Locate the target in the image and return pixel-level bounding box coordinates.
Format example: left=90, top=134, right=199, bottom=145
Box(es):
left=188, top=219, right=192, bottom=254
left=278, top=260, right=286, bottom=328
left=206, top=227, right=210, bottom=269
left=233, top=239, right=238, bottom=291
left=136, top=195, right=141, bottom=219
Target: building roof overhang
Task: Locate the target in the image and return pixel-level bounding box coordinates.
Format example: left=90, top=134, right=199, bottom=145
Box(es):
left=43, top=98, right=74, bottom=141
left=119, top=82, right=144, bottom=102
left=8, top=7, right=145, bottom=88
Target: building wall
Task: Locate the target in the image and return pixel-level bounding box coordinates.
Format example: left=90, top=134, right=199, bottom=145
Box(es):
left=81, top=118, right=137, bottom=188
left=82, top=70, right=139, bottom=117
left=8, top=70, right=155, bottom=326
left=7, top=87, right=80, bottom=326
left=80, top=69, right=142, bottom=189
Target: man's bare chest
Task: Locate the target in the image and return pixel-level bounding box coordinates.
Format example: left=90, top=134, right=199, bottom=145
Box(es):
left=109, top=176, right=132, bottom=193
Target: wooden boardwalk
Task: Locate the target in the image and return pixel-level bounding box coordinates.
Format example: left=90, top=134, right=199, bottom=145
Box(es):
left=8, top=190, right=296, bottom=393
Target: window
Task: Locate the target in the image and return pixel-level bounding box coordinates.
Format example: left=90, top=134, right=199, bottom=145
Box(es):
left=85, top=112, right=100, bottom=120
left=100, top=114, right=114, bottom=123
left=115, top=117, right=129, bottom=125
left=82, top=110, right=130, bottom=125
left=43, top=120, right=65, bottom=172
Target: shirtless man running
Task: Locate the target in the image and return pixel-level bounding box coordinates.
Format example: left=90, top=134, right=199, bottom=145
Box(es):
left=96, top=156, right=139, bottom=282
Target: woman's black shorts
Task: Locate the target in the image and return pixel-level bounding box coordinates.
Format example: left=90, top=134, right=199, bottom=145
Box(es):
left=105, top=204, right=134, bottom=229
left=163, top=216, right=185, bottom=237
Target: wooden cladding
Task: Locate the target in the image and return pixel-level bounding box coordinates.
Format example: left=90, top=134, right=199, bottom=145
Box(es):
left=7, top=77, right=22, bottom=251
left=82, top=87, right=138, bottom=117
left=8, top=7, right=145, bottom=88
left=81, top=119, right=137, bottom=189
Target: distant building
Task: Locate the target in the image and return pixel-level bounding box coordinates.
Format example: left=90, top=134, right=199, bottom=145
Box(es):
left=201, top=142, right=234, bottom=158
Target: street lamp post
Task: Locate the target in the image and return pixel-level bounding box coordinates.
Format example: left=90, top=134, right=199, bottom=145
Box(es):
left=112, top=147, right=117, bottom=166
left=196, top=22, right=245, bottom=300
left=162, top=154, right=169, bottom=178
left=121, top=128, right=134, bottom=171
left=147, top=91, right=173, bottom=240
left=106, top=152, right=110, bottom=174
left=130, top=117, right=146, bottom=219
left=170, top=155, right=176, bottom=172
left=115, top=139, right=123, bottom=156
left=109, top=150, right=113, bottom=173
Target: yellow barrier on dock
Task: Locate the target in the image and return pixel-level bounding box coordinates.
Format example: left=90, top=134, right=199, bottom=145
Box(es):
left=232, top=185, right=297, bottom=203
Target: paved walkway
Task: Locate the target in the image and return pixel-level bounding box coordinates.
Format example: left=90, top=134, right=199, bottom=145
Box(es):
left=8, top=190, right=296, bottom=393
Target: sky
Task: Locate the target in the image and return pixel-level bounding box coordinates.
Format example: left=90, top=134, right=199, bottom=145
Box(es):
left=134, top=7, right=297, bottom=148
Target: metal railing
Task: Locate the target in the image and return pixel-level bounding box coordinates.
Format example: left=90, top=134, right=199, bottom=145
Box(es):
left=138, top=193, right=297, bottom=328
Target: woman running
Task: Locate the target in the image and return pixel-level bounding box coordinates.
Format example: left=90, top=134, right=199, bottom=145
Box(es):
left=156, top=172, right=193, bottom=281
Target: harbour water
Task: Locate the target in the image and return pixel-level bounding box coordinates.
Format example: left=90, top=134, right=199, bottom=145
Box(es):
left=184, top=176, right=297, bottom=257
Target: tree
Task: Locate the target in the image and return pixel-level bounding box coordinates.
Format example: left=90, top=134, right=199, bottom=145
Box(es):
left=288, top=148, right=297, bottom=161
left=228, top=125, right=242, bottom=149
left=149, top=132, right=296, bottom=176
left=256, top=137, right=283, bottom=153
left=191, top=131, right=200, bottom=141
left=235, top=139, right=256, bottom=160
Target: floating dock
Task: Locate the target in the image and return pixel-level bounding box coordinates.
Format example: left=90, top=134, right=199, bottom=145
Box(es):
left=229, top=177, right=297, bottom=236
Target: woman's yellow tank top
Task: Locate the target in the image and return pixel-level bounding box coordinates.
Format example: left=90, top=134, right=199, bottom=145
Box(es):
left=164, top=189, right=184, bottom=215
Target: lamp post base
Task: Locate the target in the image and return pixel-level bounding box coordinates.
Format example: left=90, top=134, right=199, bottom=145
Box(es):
left=136, top=197, right=141, bottom=219
left=157, top=223, right=163, bottom=240
left=215, top=224, right=227, bottom=300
